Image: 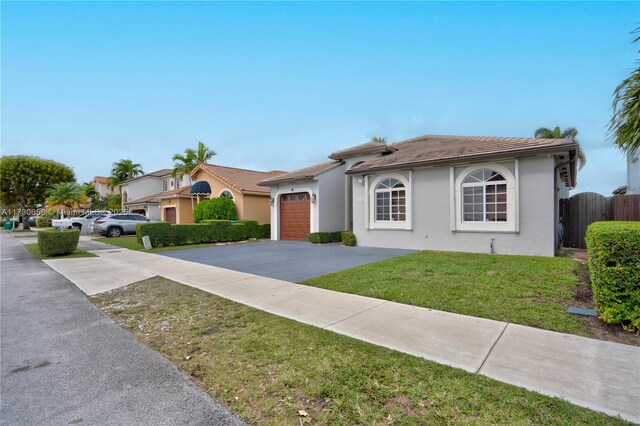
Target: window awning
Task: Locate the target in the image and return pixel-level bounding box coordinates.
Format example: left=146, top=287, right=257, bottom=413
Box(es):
left=191, top=181, right=212, bottom=196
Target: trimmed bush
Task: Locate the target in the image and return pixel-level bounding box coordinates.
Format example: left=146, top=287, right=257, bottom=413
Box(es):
left=38, top=229, right=80, bottom=257
left=137, top=221, right=251, bottom=247
left=586, top=221, right=640, bottom=333
left=36, top=217, right=46, bottom=228
left=307, top=231, right=344, bottom=244
left=194, top=198, right=238, bottom=223
left=257, top=224, right=271, bottom=239
left=342, top=231, right=357, bottom=247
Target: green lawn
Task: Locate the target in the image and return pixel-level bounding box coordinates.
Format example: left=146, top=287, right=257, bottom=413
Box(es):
left=94, top=236, right=259, bottom=253
left=91, top=277, right=628, bottom=425
left=25, top=243, right=97, bottom=260
left=303, top=250, right=588, bottom=336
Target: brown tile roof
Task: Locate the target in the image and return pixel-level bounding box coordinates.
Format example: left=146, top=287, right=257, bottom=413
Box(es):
left=156, top=186, right=193, bottom=199
left=347, top=134, right=578, bottom=176
left=93, top=176, right=109, bottom=184
left=121, top=169, right=172, bottom=184
left=329, top=141, right=397, bottom=160
left=258, top=161, right=344, bottom=186
left=191, top=164, right=285, bottom=194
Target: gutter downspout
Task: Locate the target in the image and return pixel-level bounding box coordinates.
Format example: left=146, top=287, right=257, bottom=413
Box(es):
left=554, top=157, right=576, bottom=254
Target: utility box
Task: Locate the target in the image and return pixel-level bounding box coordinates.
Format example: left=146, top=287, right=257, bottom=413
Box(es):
left=142, top=235, right=152, bottom=250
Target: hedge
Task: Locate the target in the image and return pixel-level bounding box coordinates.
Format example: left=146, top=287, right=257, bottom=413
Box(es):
left=136, top=220, right=270, bottom=247
left=307, top=231, right=344, bottom=244
left=585, top=221, right=640, bottom=333
left=342, top=231, right=357, bottom=247
left=38, top=229, right=80, bottom=257
left=194, top=197, right=238, bottom=222
left=36, top=217, right=47, bottom=227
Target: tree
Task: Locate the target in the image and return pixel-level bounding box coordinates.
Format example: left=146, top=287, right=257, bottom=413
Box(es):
left=609, top=31, right=640, bottom=156
left=172, top=141, right=216, bottom=180
left=108, top=159, right=143, bottom=189
left=370, top=136, right=388, bottom=144
left=0, top=156, right=75, bottom=229
left=46, top=182, right=83, bottom=209
left=534, top=126, right=586, bottom=169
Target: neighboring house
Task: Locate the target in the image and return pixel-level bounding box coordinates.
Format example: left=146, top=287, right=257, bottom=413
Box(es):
left=157, top=164, right=285, bottom=224
left=258, top=135, right=578, bottom=257
left=93, top=176, right=119, bottom=197
left=120, top=169, right=189, bottom=219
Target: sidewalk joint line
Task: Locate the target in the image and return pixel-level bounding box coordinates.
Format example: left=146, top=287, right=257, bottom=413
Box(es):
left=322, top=300, right=388, bottom=329
left=476, top=322, right=509, bottom=374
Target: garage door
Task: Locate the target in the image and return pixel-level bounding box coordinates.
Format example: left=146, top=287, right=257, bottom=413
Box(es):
left=280, top=193, right=310, bottom=240
left=164, top=207, right=177, bottom=224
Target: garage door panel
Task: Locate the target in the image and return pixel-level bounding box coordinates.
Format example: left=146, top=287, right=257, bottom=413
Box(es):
left=280, top=193, right=310, bottom=241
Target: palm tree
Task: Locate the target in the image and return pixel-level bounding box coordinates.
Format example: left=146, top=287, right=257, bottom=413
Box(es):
left=534, top=126, right=586, bottom=169
left=609, top=31, right=640, bottom=156
left=108, top=159, right=143, bottom=189
left=46, top=182, right=83, bottom=209
left=370, top=136, right=388, bottom=144
left=171, top=141, right=216, bottom=180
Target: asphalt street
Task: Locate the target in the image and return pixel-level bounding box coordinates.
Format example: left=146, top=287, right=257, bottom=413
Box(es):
left=0, top=233, right=243, bottom=426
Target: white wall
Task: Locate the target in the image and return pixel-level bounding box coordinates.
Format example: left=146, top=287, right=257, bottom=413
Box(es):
left=352, top=156, right=556, bottom=256
left=318, top=165, right=347, bottom=231
left=121, top=178, right=163, bottom=204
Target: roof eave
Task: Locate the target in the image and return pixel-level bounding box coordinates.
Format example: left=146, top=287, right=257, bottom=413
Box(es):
left=346, top=144, right=578, bottom=175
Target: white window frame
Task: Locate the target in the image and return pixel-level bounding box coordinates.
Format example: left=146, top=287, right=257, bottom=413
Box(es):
left=453, top=163, right=517, bottom=232
left=219, top=189, right=234, bottom=200
left=368, top=173, right=412, bottom=230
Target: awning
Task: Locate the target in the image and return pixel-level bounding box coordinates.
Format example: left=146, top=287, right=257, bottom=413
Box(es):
left=191, top=181, right=212, bottom=196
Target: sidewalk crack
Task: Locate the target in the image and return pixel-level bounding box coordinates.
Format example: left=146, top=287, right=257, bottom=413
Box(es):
left=322, top=300, right=388, bottom=329
left=476, top=322, right=509, bottom=374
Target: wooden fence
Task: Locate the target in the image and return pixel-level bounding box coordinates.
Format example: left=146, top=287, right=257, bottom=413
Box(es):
left=560, top=193, right=639, bottom=249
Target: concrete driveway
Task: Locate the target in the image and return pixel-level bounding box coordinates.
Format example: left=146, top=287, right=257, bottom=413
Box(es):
left=159, top=240, right=415, bottom=282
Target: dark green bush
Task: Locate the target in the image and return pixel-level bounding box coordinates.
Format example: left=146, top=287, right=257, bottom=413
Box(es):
left=341, top=231, right=357, bottom=247
left=36, top=217, right=47, bottom=228
left=137, top=221, right=252, bottom=247
left=586, top=221, right=640, bottom=333
left=307, top=231, right=344, bottom=244
left=257, top=224, right=271, bottom=239
left=38, top=229, right=80, bottom=257
left=193, top=198, right=238, bottom=223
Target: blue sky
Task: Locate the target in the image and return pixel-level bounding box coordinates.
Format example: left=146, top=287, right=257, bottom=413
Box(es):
left=2, top=1, right=638, bottom=195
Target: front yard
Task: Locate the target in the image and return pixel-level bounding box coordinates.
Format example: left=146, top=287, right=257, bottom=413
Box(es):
left=91, top=277, right=629, bottom=425
left=24, top=243, right=97, bottom=260
left=303, top=251, right=589, bottom=336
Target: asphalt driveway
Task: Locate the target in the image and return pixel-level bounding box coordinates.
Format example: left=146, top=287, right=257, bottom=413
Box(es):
left=159, top=240, right=415, bottom=282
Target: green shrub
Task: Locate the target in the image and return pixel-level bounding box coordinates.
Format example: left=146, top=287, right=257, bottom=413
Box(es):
left=137, top=221, right=252, bottom=247
left=36, top=217, right=46, bottom=228
left=342, top=231, right=357, bottom=247
left=307, top=231, right=344, bottom=244
left=193, top=198, right=238, bottom=223
left=586, top=221, right=640, bottom=333
left=257, top=224, right=271, bottom=239
left=37, top=229, right=80, bottom=257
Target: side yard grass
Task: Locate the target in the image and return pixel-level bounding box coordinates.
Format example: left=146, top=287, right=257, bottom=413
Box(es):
left=302, top=250, right=588, bottom=336
left=91, top=277, right=629, bottom=425
left=94, top=236, right=260, bottom=253
left=25, top=243, right=97, bottom=260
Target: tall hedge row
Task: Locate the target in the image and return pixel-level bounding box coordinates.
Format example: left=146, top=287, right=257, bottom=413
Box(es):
left=136, top=220, right=270, bottom=247
left=585, top=221, right=640, bottom=333
left=38, top=229, right=80, bottom=257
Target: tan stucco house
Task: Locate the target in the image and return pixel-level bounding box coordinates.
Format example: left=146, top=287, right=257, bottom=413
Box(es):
left=157, top=164, right=285, bottom=224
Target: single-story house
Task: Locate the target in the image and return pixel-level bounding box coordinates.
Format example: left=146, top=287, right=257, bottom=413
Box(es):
left=157, top=164, right=285, bottom=224
left=258, top=134, right=578, bottom=257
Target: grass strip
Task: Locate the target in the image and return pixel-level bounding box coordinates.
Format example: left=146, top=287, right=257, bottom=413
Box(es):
left=91, top=277, right=628, bottom=425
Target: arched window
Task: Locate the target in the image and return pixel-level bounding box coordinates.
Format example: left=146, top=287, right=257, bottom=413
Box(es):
left=461, top=169, right=507, bottom=222
left=220, top=190, right=234, bottom=199
left=375, top=178, right=406, bottom=222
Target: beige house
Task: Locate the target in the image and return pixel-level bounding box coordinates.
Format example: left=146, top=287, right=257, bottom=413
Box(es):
left=158, top=164, right=284, bottom=224
left=93, top=176, right=119, bottom=197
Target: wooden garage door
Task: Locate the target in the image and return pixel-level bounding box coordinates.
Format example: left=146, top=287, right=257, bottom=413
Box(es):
left=165, top=207, right=177, bottom=224
left=280, top=193, right=310, bottom=241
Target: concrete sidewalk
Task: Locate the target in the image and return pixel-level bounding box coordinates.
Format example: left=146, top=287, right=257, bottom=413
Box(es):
left=1, top=234, right=242, bottom=426
left=45, top=246, right=640, bottom=423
